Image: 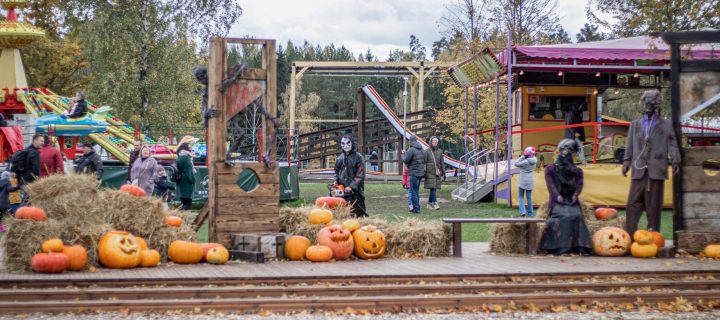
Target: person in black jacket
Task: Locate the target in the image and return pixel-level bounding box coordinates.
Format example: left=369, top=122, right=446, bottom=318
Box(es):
left=75, top=143, right=103, bottom=180
left=62, top=91, right=89, bottom=119
left=14, top=134, right=43, bottom=185
left=333, top=135, right=367, bottom=217
left=402, top=136, right=426, bottom=213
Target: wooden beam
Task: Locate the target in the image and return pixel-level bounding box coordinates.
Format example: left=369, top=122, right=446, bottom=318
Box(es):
left=295, top=66, right=309, bottom=80
left=357, top=88, right=366, bottom=155
left=670, top=43, right=684, bottom=248
left=424, top=66, right=437, bottom=80
left=660, top=31, right=720, bottom=44
left=207, top=37, right=226, bottom=243
left=418, top=63, right=425, bottom=111
left=296, top=119, right=358, bottom=123
left=405, top=67, right=420, bottom=79
left=289, top=65, right=296, bottom=131
left=191, top=203, right=209, bottom=231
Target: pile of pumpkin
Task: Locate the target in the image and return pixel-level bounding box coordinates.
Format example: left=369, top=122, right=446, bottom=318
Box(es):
left=591, top=227, right=720, bottom=259
left=30, top=230, right=230, bottom=273
left=284, top=206, right=386, bottom=262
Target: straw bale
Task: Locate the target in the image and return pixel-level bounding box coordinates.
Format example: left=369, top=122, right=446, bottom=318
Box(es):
left=24, top=174, right=99, bottom=204
left=146, top=225, right=197, bottom=261
left=1, top=218, right=63, bottom=272
left=100, top=190, right=165, bottom=238
left=535, top=201, right=594, bottom=220
left=381, top=218, right=451, bottom=258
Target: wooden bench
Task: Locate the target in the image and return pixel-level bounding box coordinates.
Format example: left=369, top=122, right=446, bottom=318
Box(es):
left=442, top=218, right=546, bottom=257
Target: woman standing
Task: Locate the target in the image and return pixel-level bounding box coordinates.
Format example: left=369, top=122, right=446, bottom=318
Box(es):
left=402, top=136, right=425, bottom=213
left=424, top=136, right=445, bottom=210
left=175, top=143, right=196, bottom=210
left=130, top=146, right=160, bottom=196
left=514, top=147, right=538, bottom=217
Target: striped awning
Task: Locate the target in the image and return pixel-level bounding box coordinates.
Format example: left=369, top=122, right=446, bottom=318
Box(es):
left=447, top=48, right=504, bottom=88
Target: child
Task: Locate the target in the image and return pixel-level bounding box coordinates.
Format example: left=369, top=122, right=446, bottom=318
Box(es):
left=8, top=172, right=22, bottom=215
left=514, top=147, right=538, bottom=217
left=0, top=171, right=20, bottom=232
left=154, top=168, right=174, bottom=211
left=402, top=166, right=411, bottom=211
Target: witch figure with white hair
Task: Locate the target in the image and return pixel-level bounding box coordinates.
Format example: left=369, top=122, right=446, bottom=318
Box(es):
left=539, top=139, right=592, bottom=255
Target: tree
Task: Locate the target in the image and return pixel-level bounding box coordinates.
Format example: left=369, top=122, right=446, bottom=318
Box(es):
left=545, top=24, right=572, bottom=44
left=431, top=37, right=450, bottom=61
left=409, top=35, right=426, bottom=61
left=488, top=0, right=562, bottom=45
left=587, top=0, right=720, bottom=37
left=576, top=23, right=606, bottom=42
left=439, top=0, right=488, bottom=42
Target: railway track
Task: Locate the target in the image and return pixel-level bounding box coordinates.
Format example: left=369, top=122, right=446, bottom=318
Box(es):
left=0, top=271, right=718, bottom=314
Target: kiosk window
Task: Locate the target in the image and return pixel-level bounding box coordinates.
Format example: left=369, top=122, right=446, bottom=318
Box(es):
left=528, top=95, right=590, bottom=121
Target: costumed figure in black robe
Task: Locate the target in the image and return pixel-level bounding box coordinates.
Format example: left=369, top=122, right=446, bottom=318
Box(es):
left=539, top=139, right=592, bottom=255
left=333, top=135, right=368, bottom=217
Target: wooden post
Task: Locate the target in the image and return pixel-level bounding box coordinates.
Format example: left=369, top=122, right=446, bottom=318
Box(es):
left=670, top=43, right=684, bottom=248
left=207, top=37, right=226, bottom=243
left=289, top=64, right=296, bottom=131
left=418, top=62, right=425, bottom=112
left=356, top=88, right=366, bottom=156
left=409, top=77, right=417, bottom=113
left=398, top=135, right=404, bottom=175
left=452, top=222, right=462, bottom=257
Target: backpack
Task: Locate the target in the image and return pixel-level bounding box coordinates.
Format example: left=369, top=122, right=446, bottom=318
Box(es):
left=9, top=149, right=30, bottom=175
left=168, top=163, right=182, bottom=183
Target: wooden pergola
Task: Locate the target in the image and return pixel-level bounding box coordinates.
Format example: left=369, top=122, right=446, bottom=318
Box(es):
left=288, top=61, right=453, bottom=131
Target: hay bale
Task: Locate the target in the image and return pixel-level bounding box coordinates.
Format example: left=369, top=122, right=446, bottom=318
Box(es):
left=2, top=218, right=63, bottom=272
left=280, top=205, right=354, bottom=240
left=100, top=190, right=165, bottom=238
left=490, top=223, right=531, bottom=254
left=587, top=217, right=626, bottom=235
left=24, top=174, right=99, bottom=204
left=535, top=201, right=594, bottom=220
left=60, top=221, right=112, bottom=267
left=382, top=218, right=451, bottom=258
left=30, top=189, right=104, bottom=223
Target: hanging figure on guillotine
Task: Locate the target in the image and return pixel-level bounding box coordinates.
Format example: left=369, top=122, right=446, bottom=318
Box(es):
left=622, top=90, right=680, bottom=237
left=333, top=135, right=368, bottom=218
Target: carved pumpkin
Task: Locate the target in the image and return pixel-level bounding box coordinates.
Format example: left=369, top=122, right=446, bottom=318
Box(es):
left=200, top=243, right=223, bottom=261
left=206, top=246, right=230, bottom=264
left=592, top=227, right=631, bottom=256
left=135, top=237, right=149, bottom=250
left=314, top=197, right=347, bottom=209
left=120, top=184, right=146, bottom=197
left=41, top=238, right=64, bottom=253
left=284, top=236, right=311, bottom=261
left=633, top=230, right=655, bottom=245
left=62, top=245, right=88, bottom=271
left=163, top=215, right=182, bottom=227
left=98, top=231, right=142, bottom=269
left=139, top=249, right=161, bottom=267
left=353, top=225, right=386, bottom=259
left=305, top=245, right=334, bottom=262
left=594, top=207, right=618, bottom=220
left=317, top=225, right=354, bottom=260
left=704, top=244, right=720, bottom=258
left=168, top=241, right=204, bottom=264
left=631, top=242, right=658, bottom=258
left=31, top=253, right=69, bottom=274
left=309, top=208, right=333, bottom=225
left=341, top=219, right=360, bottom=233
left=649, top=231, right=665, bottom=249
left=15, top=207, right=48, bottom=221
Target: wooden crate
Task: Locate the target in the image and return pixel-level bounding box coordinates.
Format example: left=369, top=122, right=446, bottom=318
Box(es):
left=679, top=146, right=720, bottom=252
left=231, top=233, right=285, bottom=259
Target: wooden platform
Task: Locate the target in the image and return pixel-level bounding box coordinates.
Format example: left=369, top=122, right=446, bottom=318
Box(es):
left=2, top=243, right=719, bottom=283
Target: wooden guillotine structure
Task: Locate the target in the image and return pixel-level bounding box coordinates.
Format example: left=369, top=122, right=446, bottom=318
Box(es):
left=206, top=38, right=279, bottom=246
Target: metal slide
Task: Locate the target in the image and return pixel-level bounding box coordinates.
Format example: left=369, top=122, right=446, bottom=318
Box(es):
left=362, top=85, right=509, bottom=202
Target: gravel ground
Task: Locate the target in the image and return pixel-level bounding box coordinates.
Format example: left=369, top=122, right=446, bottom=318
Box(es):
left=4, top=311, right=720, bottom=320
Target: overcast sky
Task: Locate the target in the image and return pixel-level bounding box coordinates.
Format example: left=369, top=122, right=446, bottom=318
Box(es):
left=230, top=0, right=609, bottom=60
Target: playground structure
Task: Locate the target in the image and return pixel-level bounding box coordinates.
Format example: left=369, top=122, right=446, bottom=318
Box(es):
left=206, top=37, right=280, bottom=246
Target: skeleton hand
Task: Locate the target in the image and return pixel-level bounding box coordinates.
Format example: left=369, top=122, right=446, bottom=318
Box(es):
left=571, top=195, right=578, bottom=204
left=622, top=163, right=630, bottom=177
left=557, top=195, right=564, bottom=203
left=344, top=187, right=352, bottom=193
left=673, top=163, right=680, bottom=175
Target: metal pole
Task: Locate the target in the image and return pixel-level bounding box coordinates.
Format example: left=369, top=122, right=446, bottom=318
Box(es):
left=506, top=30, right=513, bottom=208
left=494, top=77, right=500, bottom=203
left=473, top=85, right=478, bottom=178
left=464, top=88, right=469, bottom=155
left=403, top=76, right=408, bottom=145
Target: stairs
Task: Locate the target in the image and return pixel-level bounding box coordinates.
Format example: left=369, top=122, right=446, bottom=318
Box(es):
left=451, top=177, right=494, bottom=203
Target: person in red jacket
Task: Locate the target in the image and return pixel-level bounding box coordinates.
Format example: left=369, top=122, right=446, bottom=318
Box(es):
left=39, top=135, right=64, bottom=177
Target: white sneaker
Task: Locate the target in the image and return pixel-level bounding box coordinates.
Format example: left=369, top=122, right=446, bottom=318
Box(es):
left=434, top=203, right=440, bottom=210
left=427, top=204, right=434, bottom=210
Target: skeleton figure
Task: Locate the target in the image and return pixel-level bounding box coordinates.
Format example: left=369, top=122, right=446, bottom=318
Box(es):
left=333, top=135, right=368, bottom=217
left=192, top=66, right=217, bottom=128
left=622, top=90, right=680, bottom=237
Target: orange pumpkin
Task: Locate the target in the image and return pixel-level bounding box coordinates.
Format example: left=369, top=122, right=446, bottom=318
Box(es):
left=163, top=215, right=182, bottom=227
left=633, top=230, right=655, bottom=245
left=139, top=249, right=161, bottom=267
left=353, top=225, right=386, bottom=259
left=200, top=243, right=223, bottom=261
left=594, top=207, right=618, bottom=220
left=168, top=241, right=204, bottom=264
left=592, top=227, right=631, bottom=256
left=135, top=237, right=149, bottom=250
left=631, top=242, right=658, bottom=258
left=704, top=244, right=720, bottom=258
left=314, top=196, right=347, bottom=209
left=308, top=208, right=333, bottom=225
left=15, top=207, right=48, bottom=221
left=284, top=236, right=311, bottom=261
left=62, top=245, right=88, bottom=271
left=206, top=247, right=230, bottom=264
left=305, top=245, right=334, bottom=262
left=42, top=238, right=64, bottom=253
left=341, top=219, right=360, bottom=233
left=31, top=253, right=69, bottom=274
left=649, top=230, right=665, bottom=249
left=98, top=231, right=142, bottom=269
left=120, top=184, right=146, bottom=197
left=317, top=225, right=354, bottom=260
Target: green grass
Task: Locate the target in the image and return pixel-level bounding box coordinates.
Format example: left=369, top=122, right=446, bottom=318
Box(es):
left=185, top=182, right=674, bottom=243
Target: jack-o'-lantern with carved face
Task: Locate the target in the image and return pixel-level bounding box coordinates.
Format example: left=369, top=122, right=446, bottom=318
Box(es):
left=98, top=231, right=142, bottom=268
left=353, top=225, right=386, bottom=259
left=592, top=227, right=631, bottom=256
